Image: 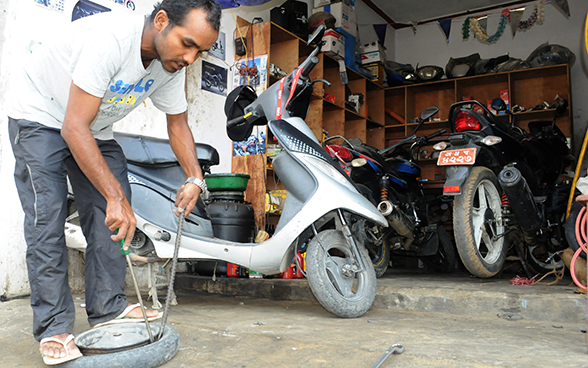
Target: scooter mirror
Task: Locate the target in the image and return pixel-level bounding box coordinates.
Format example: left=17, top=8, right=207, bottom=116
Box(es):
left=490, top=98, right=507, bottom=112
left=420, top=106, right=439, bottom=121
left=308, top=23, right=326, bottom=46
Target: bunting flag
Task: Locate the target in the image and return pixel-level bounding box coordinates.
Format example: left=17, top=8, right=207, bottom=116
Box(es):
left=510, top=7, right=525, bottom=37
left=477, top=15, right=488, bottom=36
left=373, top=24, right=387, bottom=46
left=439, top=19, right=452, bottom=42
left=549, top=0, right=570, bottom=18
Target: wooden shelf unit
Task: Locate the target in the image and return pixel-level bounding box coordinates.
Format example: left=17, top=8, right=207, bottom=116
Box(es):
left=382, top=64, right=573, bottom=184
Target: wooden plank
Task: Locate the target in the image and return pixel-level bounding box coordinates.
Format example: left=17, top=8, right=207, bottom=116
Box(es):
left=231, top=153, right=267, bottom=230
left=323, top=108, right=345, bottom=138
left=367, top=127, right=385, bottom=150
left=345, top=118, right=366, bottom=142
left=306, top=97, right=324, bottom=141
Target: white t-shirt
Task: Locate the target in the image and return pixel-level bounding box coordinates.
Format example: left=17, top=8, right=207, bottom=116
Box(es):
left=8, top=11, right=188, bottom=140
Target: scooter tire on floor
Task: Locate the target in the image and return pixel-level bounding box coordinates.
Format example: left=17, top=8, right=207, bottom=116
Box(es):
left=62, top=323, right=180, bottom=368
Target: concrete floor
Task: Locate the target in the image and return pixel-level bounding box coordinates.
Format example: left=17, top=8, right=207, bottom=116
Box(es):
left=3, top=270, right=588, bottom=368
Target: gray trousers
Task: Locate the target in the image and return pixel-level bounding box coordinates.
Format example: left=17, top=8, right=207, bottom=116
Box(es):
left=8, top=118, right=132, bottom=341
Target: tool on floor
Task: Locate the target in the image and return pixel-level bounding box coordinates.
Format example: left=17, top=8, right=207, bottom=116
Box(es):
left=371, top=344, right=404, bottom=368
left=121, top=236, right=155, bottom=343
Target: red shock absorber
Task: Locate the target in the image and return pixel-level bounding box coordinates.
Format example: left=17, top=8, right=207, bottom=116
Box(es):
left=501, top=192, right=510, bottom=207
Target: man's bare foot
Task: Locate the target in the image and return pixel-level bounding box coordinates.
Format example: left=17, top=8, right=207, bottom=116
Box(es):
left=39, top=333, right=80, bottom=359
left=123, top=303, right=159, bottom=319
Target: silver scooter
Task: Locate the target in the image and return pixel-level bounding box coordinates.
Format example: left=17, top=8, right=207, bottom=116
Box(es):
left=66, top=25, right=387, bottom=318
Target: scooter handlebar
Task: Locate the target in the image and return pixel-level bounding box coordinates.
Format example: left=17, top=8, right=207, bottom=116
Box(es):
left=227, top=114, right=248, bottom=129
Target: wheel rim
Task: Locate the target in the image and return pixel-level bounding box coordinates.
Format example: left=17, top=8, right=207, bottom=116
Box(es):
left=471, top=178, right=504, bottom=264
left=528, top=244, right=564, bottom=271
left=322, top=241, right=368, bottom=301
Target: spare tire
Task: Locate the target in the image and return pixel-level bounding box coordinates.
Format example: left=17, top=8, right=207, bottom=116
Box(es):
left=63, top=323, right=180, bottom=368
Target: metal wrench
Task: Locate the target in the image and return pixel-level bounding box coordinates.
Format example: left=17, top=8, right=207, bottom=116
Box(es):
left=371, top=344, right=405, bottom=368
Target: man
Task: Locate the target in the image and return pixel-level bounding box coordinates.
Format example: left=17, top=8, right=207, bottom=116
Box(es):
left=7, top=0, right=220, bottom=364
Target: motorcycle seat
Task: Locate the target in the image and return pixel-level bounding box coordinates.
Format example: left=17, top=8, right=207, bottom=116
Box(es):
left=114, top=132, right=220, bottom=169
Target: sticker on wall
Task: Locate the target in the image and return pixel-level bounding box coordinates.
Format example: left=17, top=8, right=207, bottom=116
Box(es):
left=72, top=0, right=111, bottom=21
left=35, top=0, right=65, bottom=12
left=232, top=54, right=268, bottom=95
left=201, top=60, right=228, bottom=96
left=209, top=32, right=226, bottom=60
left=233, top=127, right=266, bottom=156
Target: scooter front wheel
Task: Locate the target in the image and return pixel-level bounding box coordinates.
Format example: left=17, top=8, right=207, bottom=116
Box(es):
left=306, top=229, right=377, bottom=318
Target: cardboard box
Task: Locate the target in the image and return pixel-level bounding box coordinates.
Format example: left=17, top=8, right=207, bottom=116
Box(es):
left=313, top=2, right=357, bottom=37
left=336, top=27, right=357, bottom=70
left=360, top=41, right=386, bottom=56
left=314, top=0, right=330, bottom=7
left=322, top=29, right=345, bottom=60
left=363, top=63, right=384, bottom=85
left=360, top=51, right=386, bottom=65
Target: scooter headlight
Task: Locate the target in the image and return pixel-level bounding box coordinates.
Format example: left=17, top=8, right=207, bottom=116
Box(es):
left=305, top=155, right=356, bottom=191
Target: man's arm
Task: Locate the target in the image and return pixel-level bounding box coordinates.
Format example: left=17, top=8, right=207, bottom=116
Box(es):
left=61, top=82, right=136, bottom=250
left=167, top=112, right=204, bottom=216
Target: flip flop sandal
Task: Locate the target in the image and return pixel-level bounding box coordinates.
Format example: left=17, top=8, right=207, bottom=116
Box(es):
left=92, top=303, right=162, bottom=329
left=40, top=334, right=83, bottom=366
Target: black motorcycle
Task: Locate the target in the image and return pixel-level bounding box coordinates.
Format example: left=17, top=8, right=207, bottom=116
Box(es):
left=324, top=106, right=456, bottom=277
left=435, top=98, right=573, bottom=278
left=203, top=71, right=225, bottom=93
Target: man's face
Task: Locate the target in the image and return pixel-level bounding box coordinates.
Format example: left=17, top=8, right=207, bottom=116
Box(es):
left=154, top=8, right=218, bottom=73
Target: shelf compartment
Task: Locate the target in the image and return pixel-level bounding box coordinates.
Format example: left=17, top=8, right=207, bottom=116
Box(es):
left=384, top=87, right=406, bottom=126
left=406, top=81, right=454, bottom=122
left=510, top=64, right=570, bottom=111
left=367, top=127, right=385, bottom=150
left=456, top=73, right=508, bottom=111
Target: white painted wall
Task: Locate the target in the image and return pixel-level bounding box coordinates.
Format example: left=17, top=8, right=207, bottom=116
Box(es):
left=393, top=0, right=588, bottom=155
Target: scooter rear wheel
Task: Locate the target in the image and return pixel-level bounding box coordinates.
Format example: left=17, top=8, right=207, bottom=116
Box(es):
left=453, top=167, right=507, bottom=278
left=306, top=229, right=377, bottom=318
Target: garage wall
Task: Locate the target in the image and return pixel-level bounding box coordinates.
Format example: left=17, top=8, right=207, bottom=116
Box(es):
left=393, top=0, right=588, bottom=158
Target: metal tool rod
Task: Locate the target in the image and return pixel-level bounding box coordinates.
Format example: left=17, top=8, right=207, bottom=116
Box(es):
left=157, top=214, right=184, bottom=341
left=371, top=344, right=405, bottom=368
left=126, top=254, right=154, bottom=343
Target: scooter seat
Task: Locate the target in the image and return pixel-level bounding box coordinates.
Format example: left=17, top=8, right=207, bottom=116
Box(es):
left=114, top=132, right=220, bottom=169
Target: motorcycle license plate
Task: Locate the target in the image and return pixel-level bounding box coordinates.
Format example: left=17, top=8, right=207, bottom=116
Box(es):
left=437, top=148, right=477, bottom=166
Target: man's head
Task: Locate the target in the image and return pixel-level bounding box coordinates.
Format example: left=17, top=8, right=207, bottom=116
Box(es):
left=150, top=0, right=221, bottom=73
left=150, top=0, right=221, bottom=31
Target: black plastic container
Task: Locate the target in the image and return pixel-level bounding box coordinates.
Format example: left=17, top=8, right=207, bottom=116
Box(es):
left=207, top=200, right=255, bottom=243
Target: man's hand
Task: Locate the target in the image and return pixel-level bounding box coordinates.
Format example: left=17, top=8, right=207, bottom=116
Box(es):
left=105, top=196, right=137, bottom=251
left=174, top=183, right=201, bottom=217
left=576, top=194, right=588, bottom=207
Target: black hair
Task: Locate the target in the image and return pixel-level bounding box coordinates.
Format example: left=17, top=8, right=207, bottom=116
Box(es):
left=150, top=0, right=221, bottom=31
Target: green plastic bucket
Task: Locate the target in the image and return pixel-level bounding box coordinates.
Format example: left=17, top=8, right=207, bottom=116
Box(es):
left=204, top=173, right=250, bottom=192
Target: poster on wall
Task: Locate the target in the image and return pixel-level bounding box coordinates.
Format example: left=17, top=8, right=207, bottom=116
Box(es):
left=232, top=54, right=268, bottom=95
left=209, top=31, right=225, bottom=60
left=72, top=0, right=111, bottom=21
left=232, top=127, right=266, bottom=156
left=201, top=60, right=228, bottom=96
left=110, top=0, right=136, bottom=11
left=35, top=0, right=65, bottom=12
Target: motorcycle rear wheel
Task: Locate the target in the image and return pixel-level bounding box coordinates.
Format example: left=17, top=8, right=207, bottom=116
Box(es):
left=306, top=229, right=377, bottom=318
left=453, top=167, right=507, bottom=278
